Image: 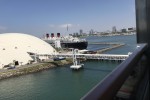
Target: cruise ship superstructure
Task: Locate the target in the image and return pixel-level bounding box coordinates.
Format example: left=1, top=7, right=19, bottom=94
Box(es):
left=42, top=33, right=88, bottom=50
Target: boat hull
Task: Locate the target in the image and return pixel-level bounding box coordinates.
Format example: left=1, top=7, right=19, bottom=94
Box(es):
left=70, top=64, right=84, bottom=70
left=61, top=41, right=88, bottom=50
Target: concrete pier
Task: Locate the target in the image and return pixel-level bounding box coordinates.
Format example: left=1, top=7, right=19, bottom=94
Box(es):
left=41, top=54, right=129, bottom=61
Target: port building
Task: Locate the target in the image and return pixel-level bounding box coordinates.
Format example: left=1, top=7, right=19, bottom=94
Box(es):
left=0, top=33, right=57, bottom=69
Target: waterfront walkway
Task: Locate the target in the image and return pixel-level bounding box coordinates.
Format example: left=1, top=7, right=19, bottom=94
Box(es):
left=39, top=54, right=129, bottom=61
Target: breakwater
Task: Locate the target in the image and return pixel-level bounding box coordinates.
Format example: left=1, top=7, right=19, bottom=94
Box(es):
left=0, top=59, right=73, bottom=80
left=92, top=43, right=125, bottom=53
left=89, top=42, right=122, bottom=45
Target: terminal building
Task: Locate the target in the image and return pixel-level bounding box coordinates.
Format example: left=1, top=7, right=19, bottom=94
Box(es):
left=0, top=33, right=57, bottom=69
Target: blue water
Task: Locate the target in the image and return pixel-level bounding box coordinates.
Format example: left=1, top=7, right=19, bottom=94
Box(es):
left=87, top=44, right=111, bottom=51
left=0, top=35, right=137, bottom=100
left=0, top=61, right=119, bottom=100
left=87, top=35, right=137, bottom=54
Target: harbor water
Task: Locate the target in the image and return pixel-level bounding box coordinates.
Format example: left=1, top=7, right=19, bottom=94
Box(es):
left=0, top=35, right=136, bottom=100
left=87, top=35, right=137, bottom=54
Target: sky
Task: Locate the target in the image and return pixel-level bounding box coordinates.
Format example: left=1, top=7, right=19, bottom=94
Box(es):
left=0, top=0, right=135, bottom=37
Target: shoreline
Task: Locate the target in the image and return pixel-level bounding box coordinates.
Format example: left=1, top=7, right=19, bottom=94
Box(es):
left=0, top=58, right=74, bottom=81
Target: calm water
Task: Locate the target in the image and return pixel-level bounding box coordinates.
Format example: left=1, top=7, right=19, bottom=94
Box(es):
left=0, top=35, right=137, bottom=100
left=87, top=35, right=137, bottom=54
left=0, top=61, right=119, bottom=100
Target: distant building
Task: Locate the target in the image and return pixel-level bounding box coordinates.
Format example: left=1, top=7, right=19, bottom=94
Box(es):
left=128, top=27, right=133, bottom=31
left=121, top=28, right=127, bottom=33
left=73, top=33, right=76, bottom=36
left=89, top=29, right=94, bottom=35
left=76, top=33, right=79, bottom=36
left=73, top=32, right=79, bottom=37
left=79, top=29, right=83, bottom=35
left=112, top=26, right=117, bottom=33
left=128, top=27, right=135, bottom=32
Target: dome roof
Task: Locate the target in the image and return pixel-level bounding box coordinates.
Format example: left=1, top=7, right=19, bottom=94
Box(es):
left=0, top=33, right=57, bottom=68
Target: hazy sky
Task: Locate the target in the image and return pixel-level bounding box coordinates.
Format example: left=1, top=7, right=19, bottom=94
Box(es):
left=0, top=0, right=135, bottom=37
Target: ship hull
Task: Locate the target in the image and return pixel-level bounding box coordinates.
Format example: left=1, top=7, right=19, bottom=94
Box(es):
left=61, top=41, right=88, bottom=50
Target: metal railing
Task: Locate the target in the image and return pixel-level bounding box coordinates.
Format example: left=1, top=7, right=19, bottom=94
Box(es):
left=81, top=43, right=148, bottom=100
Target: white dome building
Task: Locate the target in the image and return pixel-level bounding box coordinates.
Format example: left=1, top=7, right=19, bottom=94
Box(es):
left=0, top=33, right=57, bottom=69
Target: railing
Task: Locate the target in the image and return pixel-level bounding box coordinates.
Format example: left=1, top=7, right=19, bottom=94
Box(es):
left=81, top=43, right=148, bottom=100
left=53, top=54, right=128, bottom=61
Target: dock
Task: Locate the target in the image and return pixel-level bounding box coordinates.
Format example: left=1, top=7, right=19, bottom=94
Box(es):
left=39, top=54, right=129, bottom=61
left=38, top=42, right=128, bottom=62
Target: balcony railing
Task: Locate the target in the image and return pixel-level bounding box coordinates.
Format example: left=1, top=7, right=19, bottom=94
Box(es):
left=81, top=43, right=148, bottom=100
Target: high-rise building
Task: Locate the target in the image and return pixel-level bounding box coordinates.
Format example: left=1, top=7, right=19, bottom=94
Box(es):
left=112, top=26, right=117, bottom=33
left=79, top=29, right=83, bottom=35
left=89, top=29, right=94, bottom=35
left=121, top=28, right=127, bottom=33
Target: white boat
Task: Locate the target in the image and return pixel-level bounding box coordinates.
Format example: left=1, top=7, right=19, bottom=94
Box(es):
left=70, top=64, right=84, bottom=70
